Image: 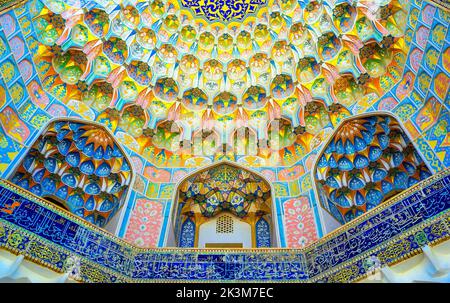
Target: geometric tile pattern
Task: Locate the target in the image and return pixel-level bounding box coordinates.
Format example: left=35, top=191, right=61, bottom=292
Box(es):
left=0, top=167, right=449, bottom=282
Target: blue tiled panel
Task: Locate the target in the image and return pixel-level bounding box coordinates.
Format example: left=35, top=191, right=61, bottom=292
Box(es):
left=0, top=169, right=448, bottom=282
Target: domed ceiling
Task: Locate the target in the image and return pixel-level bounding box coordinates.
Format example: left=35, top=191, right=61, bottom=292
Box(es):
left=31, top=0, right=410, bottom=167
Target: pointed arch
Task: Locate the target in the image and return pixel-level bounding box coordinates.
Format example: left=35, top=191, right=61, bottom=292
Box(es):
left=164, top=160, right=281, bottom=248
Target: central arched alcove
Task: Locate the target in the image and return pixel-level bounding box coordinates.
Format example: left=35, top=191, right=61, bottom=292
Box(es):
left=165, top=161, right=280, bottom=248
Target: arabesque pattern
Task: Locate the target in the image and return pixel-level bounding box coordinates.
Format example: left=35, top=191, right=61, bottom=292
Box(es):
left=176, top=163, right=272, bottom=247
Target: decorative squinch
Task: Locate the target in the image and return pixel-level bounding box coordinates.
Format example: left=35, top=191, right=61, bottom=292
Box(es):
left=9, top=118, right=134, bottom=228
left=314, top=114, right=432, bottom=224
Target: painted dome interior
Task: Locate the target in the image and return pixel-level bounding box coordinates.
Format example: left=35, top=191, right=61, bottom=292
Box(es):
left=31, top=0, right=410, bottom=167
left=0, top=0, right=448, bottom=249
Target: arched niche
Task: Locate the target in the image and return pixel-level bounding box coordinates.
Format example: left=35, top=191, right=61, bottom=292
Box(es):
left=164, top=160, right=280, bottom=248
left=312, top=112, right=432, bottom=233
left=7, top=118, right=135, bottom=234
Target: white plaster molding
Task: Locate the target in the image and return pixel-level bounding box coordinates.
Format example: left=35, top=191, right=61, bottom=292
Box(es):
left=0, top=250, right=75, bottom=283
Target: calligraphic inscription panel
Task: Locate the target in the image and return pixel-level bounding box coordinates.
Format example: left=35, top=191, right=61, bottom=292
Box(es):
left=0, top=170, right=449, bottom=282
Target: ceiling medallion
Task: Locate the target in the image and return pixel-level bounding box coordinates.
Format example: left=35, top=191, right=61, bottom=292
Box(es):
left=180, top=0, right=267, bottom=22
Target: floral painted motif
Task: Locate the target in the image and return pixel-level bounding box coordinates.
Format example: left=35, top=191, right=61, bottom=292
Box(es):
left=396, top=71, right=415, bottom=100
left=124, top=198, right=164, bottom=247
left=283, top=196, right=318, bottom=248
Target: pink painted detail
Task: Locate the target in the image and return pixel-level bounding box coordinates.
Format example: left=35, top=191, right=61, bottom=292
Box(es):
left=0, top=106, right=30, bottom=144
left=133, top=175, right=146, bottom=193
left=415, top=26, right=430, bottom=49
left=124, top=198, right=164, bottom=248
left=260, top=169, right=276, bottom=182
left=283, top=196, right=318, bottom=248
left=27, top=80, right=50, bottom=108
left=143, top=166, right=171, bottom=183
left=278, top=165, right=305, bottom=181
left=395, top=71, right=415, bottom=101
left=131, top=156, right=144, bottom=174
left=304, top=154, right=317, bottom=172
left=9, top=36, right=25, bottom=60
left=46, top=103, right=67, bottom=117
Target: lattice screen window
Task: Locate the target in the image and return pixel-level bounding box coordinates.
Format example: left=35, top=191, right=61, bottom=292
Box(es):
left=216, top=215, right=234, bottom=233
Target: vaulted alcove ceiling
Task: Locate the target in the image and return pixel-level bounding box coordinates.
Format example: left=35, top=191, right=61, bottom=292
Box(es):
left=31, top=0, right=410, bottom=167
left=314, top=114, right=432, bottom=224
left=10, top=119, right=134, bottom=227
